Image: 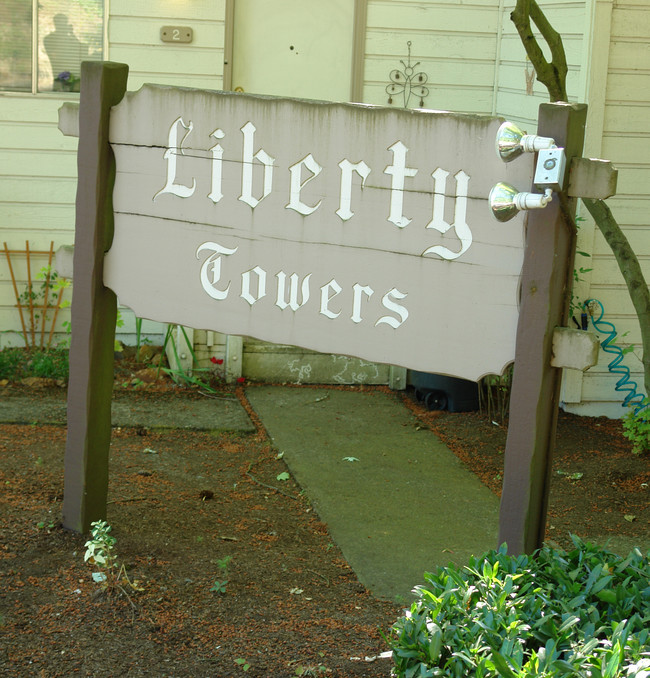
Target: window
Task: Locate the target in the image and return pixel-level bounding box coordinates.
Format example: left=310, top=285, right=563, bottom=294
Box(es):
left=0, top=0, right=104, bottom=93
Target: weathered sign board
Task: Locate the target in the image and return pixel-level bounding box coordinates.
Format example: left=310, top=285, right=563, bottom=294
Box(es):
left=63, top=62, right=588, bottom=558
left=104, top=85, right=531, bottom=382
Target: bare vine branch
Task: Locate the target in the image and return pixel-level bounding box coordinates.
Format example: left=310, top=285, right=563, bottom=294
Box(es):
left=511, top=0, right=568, bottom=101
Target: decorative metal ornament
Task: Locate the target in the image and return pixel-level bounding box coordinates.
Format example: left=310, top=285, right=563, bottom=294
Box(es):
left=386, top=41, right=429, bottom=108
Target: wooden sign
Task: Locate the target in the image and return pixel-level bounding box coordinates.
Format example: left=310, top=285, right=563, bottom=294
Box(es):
left=104, top=85, right=532, bottom=381
left=64, top=63, right=588, bottom=555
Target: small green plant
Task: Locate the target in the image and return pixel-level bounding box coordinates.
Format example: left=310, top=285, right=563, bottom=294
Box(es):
left=387, top=536, right=650, bottom=677
left=622, top=402, right=650, bottom=455
left=84, top=520, right=141, bottom=596
left=210, top=555, right=232, bottom=594
left=36, top=519, right=55, bottom=531
left=28, top=347, right=69, bottom=379
left=15, top=266, right=70, bottom=349
left=295, top=664, right=328, bottom=676
left=0, top=347, right=24, bottom=380
left=121, top=377, right=146, bottom=389
left=84, top=520, right=117, bottom=574
left=0, top=346, right=69, bottom=381
left=160, top=324, right=221, bottom=392
left=556, top=469, right=584, bottom=481
left=479, top=365, right=513, bottom=424
left=570, top=247, right=593, bottom=316
left=209, top=580, right=228, bottom=594
left=235, top=657, right=250, bottom=671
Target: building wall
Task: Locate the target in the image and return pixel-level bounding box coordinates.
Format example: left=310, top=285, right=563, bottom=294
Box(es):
left=564, top=0, right=650, bottom=417
left=0, top=0, right=227, bottom=348
left=362, top=0, right=501, bottom=114
left=1, top=0, right=648, bottom=413
left=109, top=0, right=227, bottom=92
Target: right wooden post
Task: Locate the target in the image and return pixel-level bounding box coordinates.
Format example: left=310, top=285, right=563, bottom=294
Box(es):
left=498, top=102, right=588, bottom=555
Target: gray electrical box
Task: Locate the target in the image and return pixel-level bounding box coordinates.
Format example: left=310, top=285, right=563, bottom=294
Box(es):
left=534, top=147, right=566, bottom=192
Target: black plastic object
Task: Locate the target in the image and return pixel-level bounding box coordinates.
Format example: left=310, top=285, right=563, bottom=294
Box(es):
left=411, top=372, right=479, bottom=412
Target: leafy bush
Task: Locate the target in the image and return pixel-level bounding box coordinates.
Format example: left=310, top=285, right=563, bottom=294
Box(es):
left=387, top=537, right=650, bottom=677
left=0, top=347, right=69, bottom=381
left=623, top=403, right=650, bottom=455
left=0, top=347, right=25, bottom=381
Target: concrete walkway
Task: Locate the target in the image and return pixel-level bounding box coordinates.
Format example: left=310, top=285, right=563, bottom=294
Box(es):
left=246, top=386, right=499, bottom=599
left=0, top=385, right=499, bottom=600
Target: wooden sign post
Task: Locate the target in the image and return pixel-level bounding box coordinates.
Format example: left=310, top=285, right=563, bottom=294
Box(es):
left=62, top=62, right=128, bottom=533
left=498, top=102, right=587, bottom=554
left=62, top=62, right=587, bottom=556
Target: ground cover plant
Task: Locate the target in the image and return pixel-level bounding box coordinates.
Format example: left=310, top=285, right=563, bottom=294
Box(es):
left=0, top=346, right=69, bottom=383
left=387, top=538, right=650, bottom=677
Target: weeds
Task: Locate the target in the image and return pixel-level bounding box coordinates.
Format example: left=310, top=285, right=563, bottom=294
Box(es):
left=622, top=401, right=650, bottom=455
left=479, top=365, right=513, bottom=423
left=0, top=346, right=69, bottom=382
left=295, top=665, right=328, bottom=676
left=210, top=555, right=232, bottom=594
left=84, top=520, right=142, bottom=599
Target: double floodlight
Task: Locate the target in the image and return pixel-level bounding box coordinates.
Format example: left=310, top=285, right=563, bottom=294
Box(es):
left=489, top=121, right=566, bottom=222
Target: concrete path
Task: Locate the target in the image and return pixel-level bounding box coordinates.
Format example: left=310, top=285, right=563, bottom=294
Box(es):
left=246, top=386, right=499, bottom=599
left=0, top=392, right=254, bottom=432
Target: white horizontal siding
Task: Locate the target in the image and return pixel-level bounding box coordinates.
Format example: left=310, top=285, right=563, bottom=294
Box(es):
left=362, top=0, right=500, bottom=113
left=0, top=1, right=228, bottom=347
left=575, top=0, right=650, bottom=415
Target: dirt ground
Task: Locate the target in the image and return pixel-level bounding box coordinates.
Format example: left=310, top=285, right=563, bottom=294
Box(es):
left=0, top=380, right=648, bottom=677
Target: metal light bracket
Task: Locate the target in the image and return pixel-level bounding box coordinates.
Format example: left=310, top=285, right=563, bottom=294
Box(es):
left=489, top=183, right=553, bottom=222
left=495, top=121, right=556, bottom=163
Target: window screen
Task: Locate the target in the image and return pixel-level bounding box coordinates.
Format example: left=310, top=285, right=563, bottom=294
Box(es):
left=0, top=0, right=104, bottom=93
left=0, top=0, right=32, bottom=91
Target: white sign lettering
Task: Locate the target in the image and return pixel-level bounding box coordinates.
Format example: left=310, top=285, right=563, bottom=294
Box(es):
left=153, top=116, right=473, bottom=259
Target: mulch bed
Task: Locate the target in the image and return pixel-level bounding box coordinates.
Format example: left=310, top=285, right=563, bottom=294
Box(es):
left=0, top=381, right=648, bottom=676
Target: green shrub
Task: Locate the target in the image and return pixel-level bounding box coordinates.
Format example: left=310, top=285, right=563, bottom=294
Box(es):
left=27, top=348, right=69, bottom=380
left=622, top=403, right=650, bottom=455
left=0, top=347, right=69, bottom=382
left=0, top=347, right=25, bottom=381
left=387, top=537, right=650, bottom=677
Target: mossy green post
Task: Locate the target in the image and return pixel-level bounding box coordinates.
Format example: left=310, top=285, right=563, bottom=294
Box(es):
left=62, top=61, right=129, bottom=533
left=499, top=102, right=587, bottom=554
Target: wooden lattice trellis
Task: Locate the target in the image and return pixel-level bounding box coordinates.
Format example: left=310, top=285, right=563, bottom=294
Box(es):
left=3, top=241, right=68, bottom=349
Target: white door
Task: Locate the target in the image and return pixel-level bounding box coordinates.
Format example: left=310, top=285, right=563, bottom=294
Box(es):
left=225, top=1, right=394, bottom=385
left=231, top=0, right=355, bottom=101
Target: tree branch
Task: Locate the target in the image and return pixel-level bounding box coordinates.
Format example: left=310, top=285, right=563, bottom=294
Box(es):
left=511, top=0, right=568, bottom=101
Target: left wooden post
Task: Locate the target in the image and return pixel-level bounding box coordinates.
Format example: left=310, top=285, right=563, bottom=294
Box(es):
left=62, top=61, right=129, bottom=533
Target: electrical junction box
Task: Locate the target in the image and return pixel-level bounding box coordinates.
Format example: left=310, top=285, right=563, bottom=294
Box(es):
left=534, top=147, right=566, bottom=192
